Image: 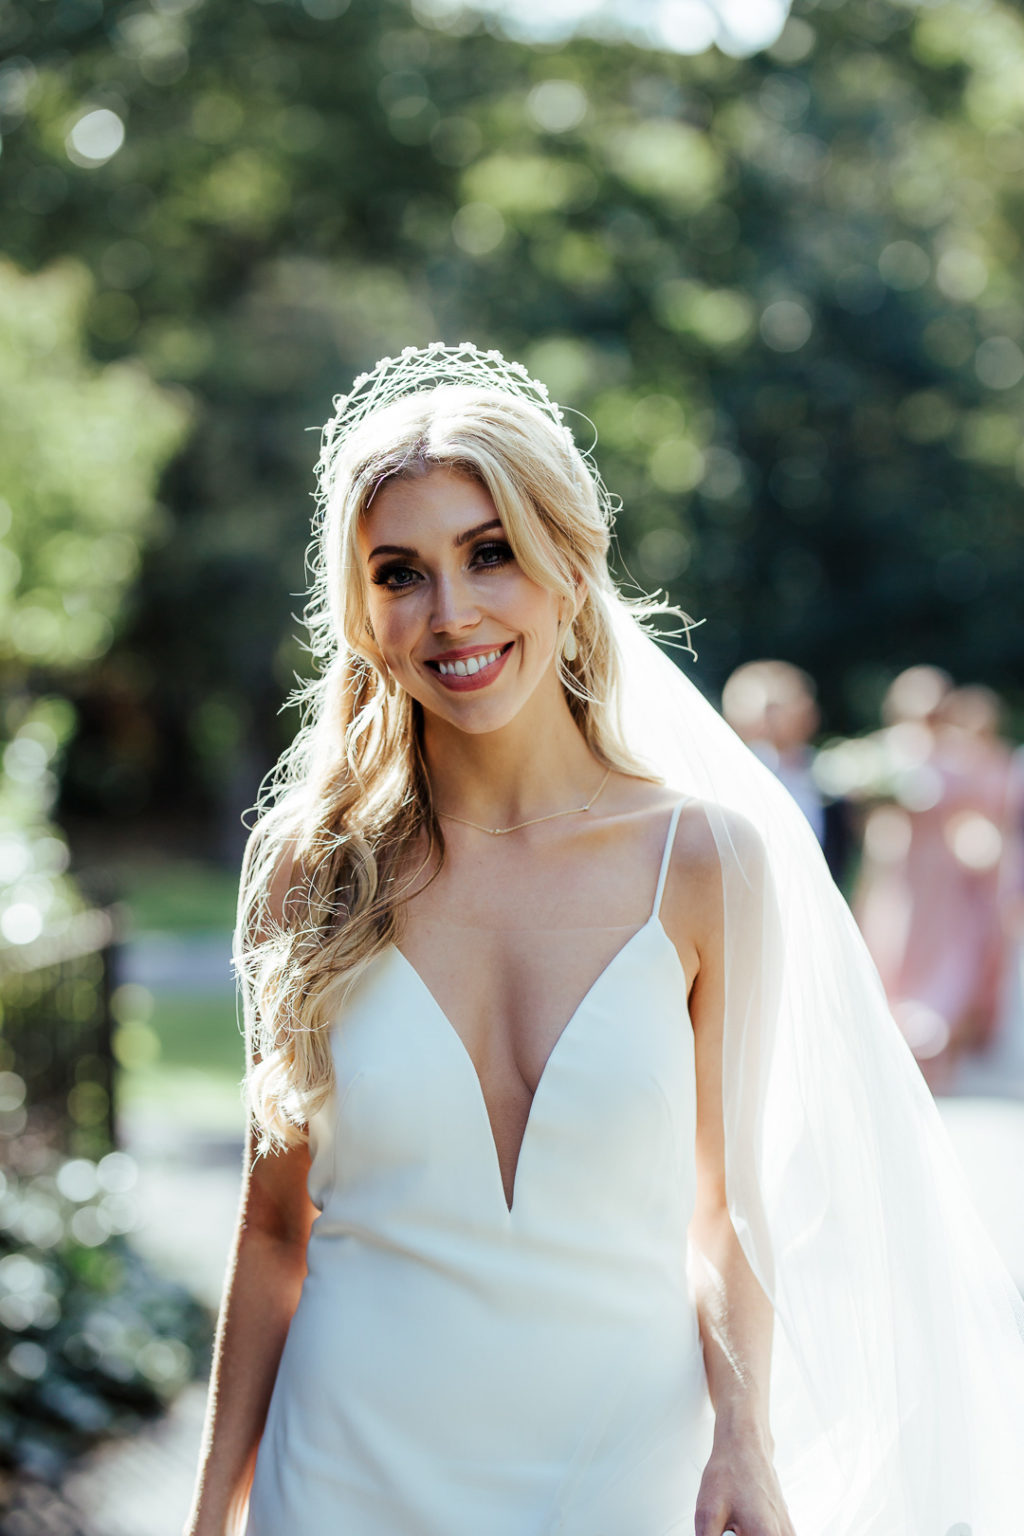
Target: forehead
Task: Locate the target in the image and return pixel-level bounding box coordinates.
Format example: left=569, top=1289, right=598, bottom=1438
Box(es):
left=357, top=465, right=499, bottom=551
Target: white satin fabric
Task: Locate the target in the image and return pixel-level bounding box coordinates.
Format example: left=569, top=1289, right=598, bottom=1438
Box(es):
left=244, top=800, right=717, bottom=1536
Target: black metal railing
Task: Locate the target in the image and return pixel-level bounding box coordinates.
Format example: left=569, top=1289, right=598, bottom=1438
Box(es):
left=0, top=908, right=118, bottom=1166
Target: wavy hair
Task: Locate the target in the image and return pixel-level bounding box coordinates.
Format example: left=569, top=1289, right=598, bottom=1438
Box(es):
left=236, top=383, right=673, bottom=1157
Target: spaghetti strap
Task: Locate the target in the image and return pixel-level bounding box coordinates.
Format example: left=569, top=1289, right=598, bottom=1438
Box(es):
left=651, top=798, right=688, bottom=919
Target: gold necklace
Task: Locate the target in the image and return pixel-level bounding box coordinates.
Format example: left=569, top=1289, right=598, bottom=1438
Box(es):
left=436, top=766, right=612, bottom=836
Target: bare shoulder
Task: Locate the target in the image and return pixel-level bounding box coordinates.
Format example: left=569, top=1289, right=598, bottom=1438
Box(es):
left=659, top=798, right=768, bottom=978
left=671, top=797, right=766, bottom=876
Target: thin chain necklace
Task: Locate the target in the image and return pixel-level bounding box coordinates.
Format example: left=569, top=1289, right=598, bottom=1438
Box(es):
left=436, top=766, right=612, bottom=837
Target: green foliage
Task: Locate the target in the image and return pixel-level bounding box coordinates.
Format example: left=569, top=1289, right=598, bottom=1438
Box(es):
left=0, top=694, right=86, bottom=959
left=0, top=698, right=117, bottom=1166
left=0, top=242, right=189, bottom=1137
left=1, top=0, right=1023, bottom=817
left=0, top=1150, right=211, bottom=1482
left=0, top=221, right=204, bottom=1471
left=0, top=258, right=191, bottom=686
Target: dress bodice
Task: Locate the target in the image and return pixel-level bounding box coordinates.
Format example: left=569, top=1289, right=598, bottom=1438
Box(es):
left=245, top=800, right=712, bottom=1536
left=306, top=799, right=697, bottom=1240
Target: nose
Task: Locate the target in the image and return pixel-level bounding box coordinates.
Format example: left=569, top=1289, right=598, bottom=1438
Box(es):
left=430, top=571, right=480, bottom=636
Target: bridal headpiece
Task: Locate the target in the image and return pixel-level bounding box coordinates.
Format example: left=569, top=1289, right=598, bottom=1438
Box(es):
left=311, top=339, right=622, bottom=583
left=314, top=340, right=581, bottom=490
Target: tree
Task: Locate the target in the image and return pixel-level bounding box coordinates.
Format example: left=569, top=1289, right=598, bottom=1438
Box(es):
left=1, top=0, right=1021, bottom=831
left=0, top=257, right=189, bottom=694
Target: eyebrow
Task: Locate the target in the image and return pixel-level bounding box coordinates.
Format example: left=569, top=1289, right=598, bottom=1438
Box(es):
left=367, top=519, right=504, bottom=562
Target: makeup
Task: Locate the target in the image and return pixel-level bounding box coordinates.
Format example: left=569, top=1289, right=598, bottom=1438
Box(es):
left=424, top=641, right=514, bottom=693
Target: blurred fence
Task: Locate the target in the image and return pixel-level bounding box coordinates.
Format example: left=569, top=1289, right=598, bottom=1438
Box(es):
left=0, top=909, right=118, bottom=1168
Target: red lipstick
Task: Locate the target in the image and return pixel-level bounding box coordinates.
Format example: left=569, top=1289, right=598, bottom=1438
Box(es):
left=424, top=641, right=514, bottom=693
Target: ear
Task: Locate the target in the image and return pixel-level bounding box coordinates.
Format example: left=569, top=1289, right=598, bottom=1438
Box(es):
left=568, top=567, right=588, bottom=619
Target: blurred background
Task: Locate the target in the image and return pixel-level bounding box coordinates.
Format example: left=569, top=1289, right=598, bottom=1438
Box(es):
left=2, top=0, right=1023, bottom=1527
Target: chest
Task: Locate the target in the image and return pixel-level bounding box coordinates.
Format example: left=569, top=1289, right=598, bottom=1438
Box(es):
left=390, top=827, right=672, bottom=1077
left=394, top=918, right=650, bottom=1088
left=325, top=922, right=696, bottom=1223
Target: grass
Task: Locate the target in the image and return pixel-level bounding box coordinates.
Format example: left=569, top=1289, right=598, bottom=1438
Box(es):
left=117, top=1062, right=246, bottom=1137
left=109, top=855, right=246, bottom=1131
left=146, top=990, right=244, bottom=1073
left=114, top=857, right=240, bottom=935
left=115, top=988, right=246, bottom=1131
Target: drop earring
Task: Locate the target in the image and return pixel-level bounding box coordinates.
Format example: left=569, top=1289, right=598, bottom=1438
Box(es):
left=561, top=624, right=578, bottom=663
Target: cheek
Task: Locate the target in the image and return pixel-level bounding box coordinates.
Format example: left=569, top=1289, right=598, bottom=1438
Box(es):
left=366, top=593, right=422, bottom=651
left=493, top=569, right=561, bottom=633
left=523, top=593, right=564, bottom=652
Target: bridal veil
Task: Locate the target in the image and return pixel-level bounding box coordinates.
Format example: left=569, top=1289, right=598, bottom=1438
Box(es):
left=605, top=586, right=1024, bottom=1535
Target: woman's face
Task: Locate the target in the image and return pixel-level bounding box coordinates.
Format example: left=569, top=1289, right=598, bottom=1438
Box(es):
left=355, top=465, right=567, bottom=736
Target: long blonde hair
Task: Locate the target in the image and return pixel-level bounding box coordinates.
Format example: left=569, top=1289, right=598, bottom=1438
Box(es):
left=237, top=383, right=662, bottom=1157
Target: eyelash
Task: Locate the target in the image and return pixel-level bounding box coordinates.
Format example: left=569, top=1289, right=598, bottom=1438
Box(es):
left=371, top=540, right=515, bottom=592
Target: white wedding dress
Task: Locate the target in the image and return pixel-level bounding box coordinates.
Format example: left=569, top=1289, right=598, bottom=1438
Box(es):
left=243, top=800, right=715, bottom=1536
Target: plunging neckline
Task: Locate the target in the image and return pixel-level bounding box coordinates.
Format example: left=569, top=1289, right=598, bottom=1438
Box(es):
left=389, top=913, right=687, bottom=1217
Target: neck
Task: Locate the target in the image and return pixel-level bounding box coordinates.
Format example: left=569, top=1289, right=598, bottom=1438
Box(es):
left=422, top=683, right=602, bottom=827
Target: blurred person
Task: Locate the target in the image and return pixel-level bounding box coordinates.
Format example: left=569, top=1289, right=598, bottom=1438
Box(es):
left=853, top=667, right=1018, bottom=1092
left=184, top=345, right=1024, bottom=1536
left=990, top=739, right=1024, bottom=1087
left=721, top=659, right=852, bottom=885
left=935, top=686, right=1022, bottom=1056
left=942, top=693, right=1024, bottom=1088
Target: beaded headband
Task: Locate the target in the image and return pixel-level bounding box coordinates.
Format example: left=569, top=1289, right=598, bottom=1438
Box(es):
left=311, top=340, right=598, bottom=512
left=321, top=340, right=573, bottom=450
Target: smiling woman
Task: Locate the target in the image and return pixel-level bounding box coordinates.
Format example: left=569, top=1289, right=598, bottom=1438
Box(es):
left=184, top=343, right=1024, bottom=1536
left=361, top=472, right=533, bottom=706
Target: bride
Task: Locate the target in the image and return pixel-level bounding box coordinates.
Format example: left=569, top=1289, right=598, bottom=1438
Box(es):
left=185, top=343, right=1024, bottom=1536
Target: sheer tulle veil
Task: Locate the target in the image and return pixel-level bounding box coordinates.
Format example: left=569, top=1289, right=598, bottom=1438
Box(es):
left=319, top=343, right=1024, bottom=1534
left=605, top=587, right=1024, bottom=1535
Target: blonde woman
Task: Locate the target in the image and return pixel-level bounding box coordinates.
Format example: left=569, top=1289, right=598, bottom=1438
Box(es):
left=185, top=345, right=1024, bottom=1536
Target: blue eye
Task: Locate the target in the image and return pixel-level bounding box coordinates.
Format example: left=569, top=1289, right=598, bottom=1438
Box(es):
left=372, top=563, right=421, bottom=591
left=472, top=540, right=514, bottom=568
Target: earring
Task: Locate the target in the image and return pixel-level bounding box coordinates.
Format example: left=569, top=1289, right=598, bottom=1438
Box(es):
left=561, top=624, right=578, bottom=663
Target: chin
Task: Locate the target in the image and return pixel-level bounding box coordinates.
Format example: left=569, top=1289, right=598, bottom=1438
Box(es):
left=430, top=698, right=524, bottom=735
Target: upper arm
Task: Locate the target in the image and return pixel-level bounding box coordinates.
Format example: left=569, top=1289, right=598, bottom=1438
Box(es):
left=688, top=895, right=728, bottom=1221
left=660, top=804, right=758, bottom=1223
left=234, top=823, right=321, bottom=1249
left=238, top=1119, right=317, bottom=1249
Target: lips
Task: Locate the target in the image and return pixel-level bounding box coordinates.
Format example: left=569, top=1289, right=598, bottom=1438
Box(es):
left=424, top=641, right=514, bottom=692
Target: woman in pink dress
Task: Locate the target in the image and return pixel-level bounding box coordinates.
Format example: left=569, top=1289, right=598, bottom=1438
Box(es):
left=854, top=668, right=1018, bottom=1090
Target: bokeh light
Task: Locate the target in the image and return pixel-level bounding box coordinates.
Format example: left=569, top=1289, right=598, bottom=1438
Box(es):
left=65, top=109, right=125, bottom=169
